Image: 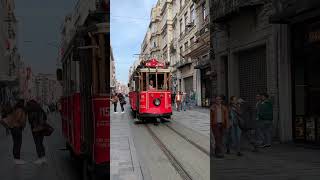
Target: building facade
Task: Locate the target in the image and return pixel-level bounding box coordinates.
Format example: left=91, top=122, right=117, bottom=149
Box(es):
left=139, top=0, right=211, bottom=106
left=110, top=45, right=116, bottom=93
left=0, top=0, right=22, bottom=104
left=270, top=0, right=320, bottom=144
left=210, top=0, right=320, bottom=144
left=34, top=74, right=62, bottom=106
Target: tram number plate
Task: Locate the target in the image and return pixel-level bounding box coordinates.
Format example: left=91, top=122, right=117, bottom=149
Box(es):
left=95, top=138, right=110, bottom=148
left=99, top=107, right=110, bottom=117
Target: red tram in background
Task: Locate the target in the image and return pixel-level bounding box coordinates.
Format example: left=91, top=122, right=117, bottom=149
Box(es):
left=57, top=2, right=109, bottom=179
left=128, top=59, right=172, bottom=120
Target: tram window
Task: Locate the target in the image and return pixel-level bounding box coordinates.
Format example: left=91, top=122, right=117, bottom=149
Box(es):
left=142, top=72, right=147, bottom=91
left=157, top=74, right=165, bottom=90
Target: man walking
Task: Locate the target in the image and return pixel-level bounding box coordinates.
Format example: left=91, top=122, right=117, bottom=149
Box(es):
left=257, top=93, right=273, bottom=148
left=211, top=95, right=229, bottom=158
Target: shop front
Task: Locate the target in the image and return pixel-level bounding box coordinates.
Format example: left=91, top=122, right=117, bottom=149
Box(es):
left=195, top=59, right=212, bottom=107
left=292, top=19, right=320, bottom=144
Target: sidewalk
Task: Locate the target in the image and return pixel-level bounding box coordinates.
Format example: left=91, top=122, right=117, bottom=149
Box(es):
left=212, top=143, right=320, bottom=180
left=110, top=108, right=143, bottom=180
left=172, top=106, right=210, bottom=137
left=0, top=112, right=80, bottom=180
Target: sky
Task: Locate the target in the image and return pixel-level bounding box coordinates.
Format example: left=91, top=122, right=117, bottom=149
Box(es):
left=15, top=0, right=77, bottom=74
left=111, top=0, right=157, bottom=84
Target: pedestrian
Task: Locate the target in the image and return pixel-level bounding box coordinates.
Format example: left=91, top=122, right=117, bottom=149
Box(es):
left=1, top=99, right=27, bottom=164
left=117, top=93, right=126, bottom=113
left=256, top=93, right=273, bottom=148
left=0, top=102, right=13, bottom=136
left=25, top=100, right=48, bottom=164
left=227, top=96, right=242, bottom=156
left=211, top=95, right=229, bottom=158
left=189, top=90, right=195, bottom=109
left=181, top=91, right=187, bottom=111
left=111, top=93, right=119, bottom=113
left=172, top=91, right=176, bottom=106
left=175, top=92, right=182, bottom=111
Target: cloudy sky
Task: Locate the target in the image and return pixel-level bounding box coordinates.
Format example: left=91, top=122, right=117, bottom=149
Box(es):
left=15, top=0, right=76, bottom=74
left=111, top=0, right=157, bottom=83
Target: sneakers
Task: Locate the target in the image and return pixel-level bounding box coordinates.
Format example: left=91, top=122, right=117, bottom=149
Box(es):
left=114, top=112, right=118, bottom=113
left=14, top=159, right=26, bottom=165
left=121, top=111, right=125, bottom=113
left=33, top=157, right=47, bottom=164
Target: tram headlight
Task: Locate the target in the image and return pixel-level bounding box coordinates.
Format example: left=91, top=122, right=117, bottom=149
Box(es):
left=153, top=98, right=161, bottom=106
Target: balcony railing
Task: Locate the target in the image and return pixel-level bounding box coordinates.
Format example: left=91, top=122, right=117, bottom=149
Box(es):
left=212, top=0, right=264, bottom=22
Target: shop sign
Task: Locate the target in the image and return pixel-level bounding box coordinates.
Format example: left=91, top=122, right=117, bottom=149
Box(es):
left=308, top=31, right=320, bottom=43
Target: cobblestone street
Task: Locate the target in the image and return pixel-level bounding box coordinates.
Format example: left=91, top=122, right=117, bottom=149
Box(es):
left=110, top=103, right=210, bottom=180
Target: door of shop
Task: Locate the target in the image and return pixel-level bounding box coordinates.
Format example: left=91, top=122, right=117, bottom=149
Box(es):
left=292, top=21, right=320, bottom=144
left=201, top=67, right=211, bottom=107
left=184, top=76, right=193, bottom=95
left=238, top=46, right=267, bottom=111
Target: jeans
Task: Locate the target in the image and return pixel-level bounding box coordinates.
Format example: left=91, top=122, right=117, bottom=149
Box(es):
left=113, top=103, right=117, bottom=112
left=225, top=125, right=241, bottom=152
left=120, top=103, right=125, bottom=112
left=213, top=123, right=224, bottom=156
left=257, top=121, right=272, bottom=145
left=10, top=127, right=22, bottom=159
left=181, top=101, right=186, bottom=111
left=32, top=132, right=45, bottom=158
left=231, top=126, right=241, bottom=152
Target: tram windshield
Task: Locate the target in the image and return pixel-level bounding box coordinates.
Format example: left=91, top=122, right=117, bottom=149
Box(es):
left=141, top=72, right=170, bottom=91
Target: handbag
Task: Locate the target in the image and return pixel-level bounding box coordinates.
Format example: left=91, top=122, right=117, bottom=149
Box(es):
left=33, top=123, right=54, bottom=136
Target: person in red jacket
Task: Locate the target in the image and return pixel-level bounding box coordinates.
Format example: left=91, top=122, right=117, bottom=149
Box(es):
left=211, top=95, right=229, bottom=158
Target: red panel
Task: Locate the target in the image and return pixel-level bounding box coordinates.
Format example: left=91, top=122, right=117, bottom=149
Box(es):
left=72, top=93, right=81, bottom=155
left=129, top=92, right=137, bottom=111
left=61, top=97, right=67, bottom=138
left=92, top=95, right=110, bottom=164
left=68, top=96, right=73, bottom=145
left=139, top=91, right=172, bottom=115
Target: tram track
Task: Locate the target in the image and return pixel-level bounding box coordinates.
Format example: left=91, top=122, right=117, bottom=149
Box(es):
left=144, top=124, right=194, bottom=180
left=162, top=123, right=210, bottom=157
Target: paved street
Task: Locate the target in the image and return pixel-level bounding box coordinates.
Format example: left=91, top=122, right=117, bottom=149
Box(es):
left=212, top=141, right=320, bottom=180
left=110, top=105, right=143, bottom=180
left=0, top=112, right=81, bottom=180
left=172, top=107, right=210, bottom=137
left=111, top=103, right=210, bottom=180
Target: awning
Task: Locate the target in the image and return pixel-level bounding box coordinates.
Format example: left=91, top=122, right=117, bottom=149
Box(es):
left=269, top=1, right=320, bottom=24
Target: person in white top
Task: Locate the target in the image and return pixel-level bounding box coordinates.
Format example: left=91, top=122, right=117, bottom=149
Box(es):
left=148, top=80, right=155, bottom=90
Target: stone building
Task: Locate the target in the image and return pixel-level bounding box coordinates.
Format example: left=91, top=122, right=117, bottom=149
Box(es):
left=139, top=0, right=211, bottom=106
left=0, top=0, right=22, bottom=104
left=210, top=0, right=320, bottom=143
left=110, top=45, right=116, bottom=93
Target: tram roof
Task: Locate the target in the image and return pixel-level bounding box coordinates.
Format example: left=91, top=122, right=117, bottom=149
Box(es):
left=137, top=68, right=171, bottom=73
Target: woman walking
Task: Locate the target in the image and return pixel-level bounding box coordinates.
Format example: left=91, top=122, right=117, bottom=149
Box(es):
left=117, top=93, right=126, bottom=113
left=228, top=96, right=243, bottom=156
left=25, top=100, right=48, bottom=164
left=211, top=95, right=229, bottom=158
left=175, top=92, right=182, bottom=111
left=111, top=93, right=119, bottom=113
left=2, top=99, right=27, bottom=164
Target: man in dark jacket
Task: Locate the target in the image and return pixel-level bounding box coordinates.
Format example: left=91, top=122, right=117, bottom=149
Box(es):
left=257, top=93, right=273, bottom=148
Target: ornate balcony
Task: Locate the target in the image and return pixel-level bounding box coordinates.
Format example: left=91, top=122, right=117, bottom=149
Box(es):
left=211, top=0, right=264, bottom=23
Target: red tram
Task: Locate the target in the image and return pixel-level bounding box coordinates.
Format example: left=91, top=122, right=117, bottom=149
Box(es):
left=57, top=3, right=109, bottom=179
left=128, top=59, right=172, bottom=120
